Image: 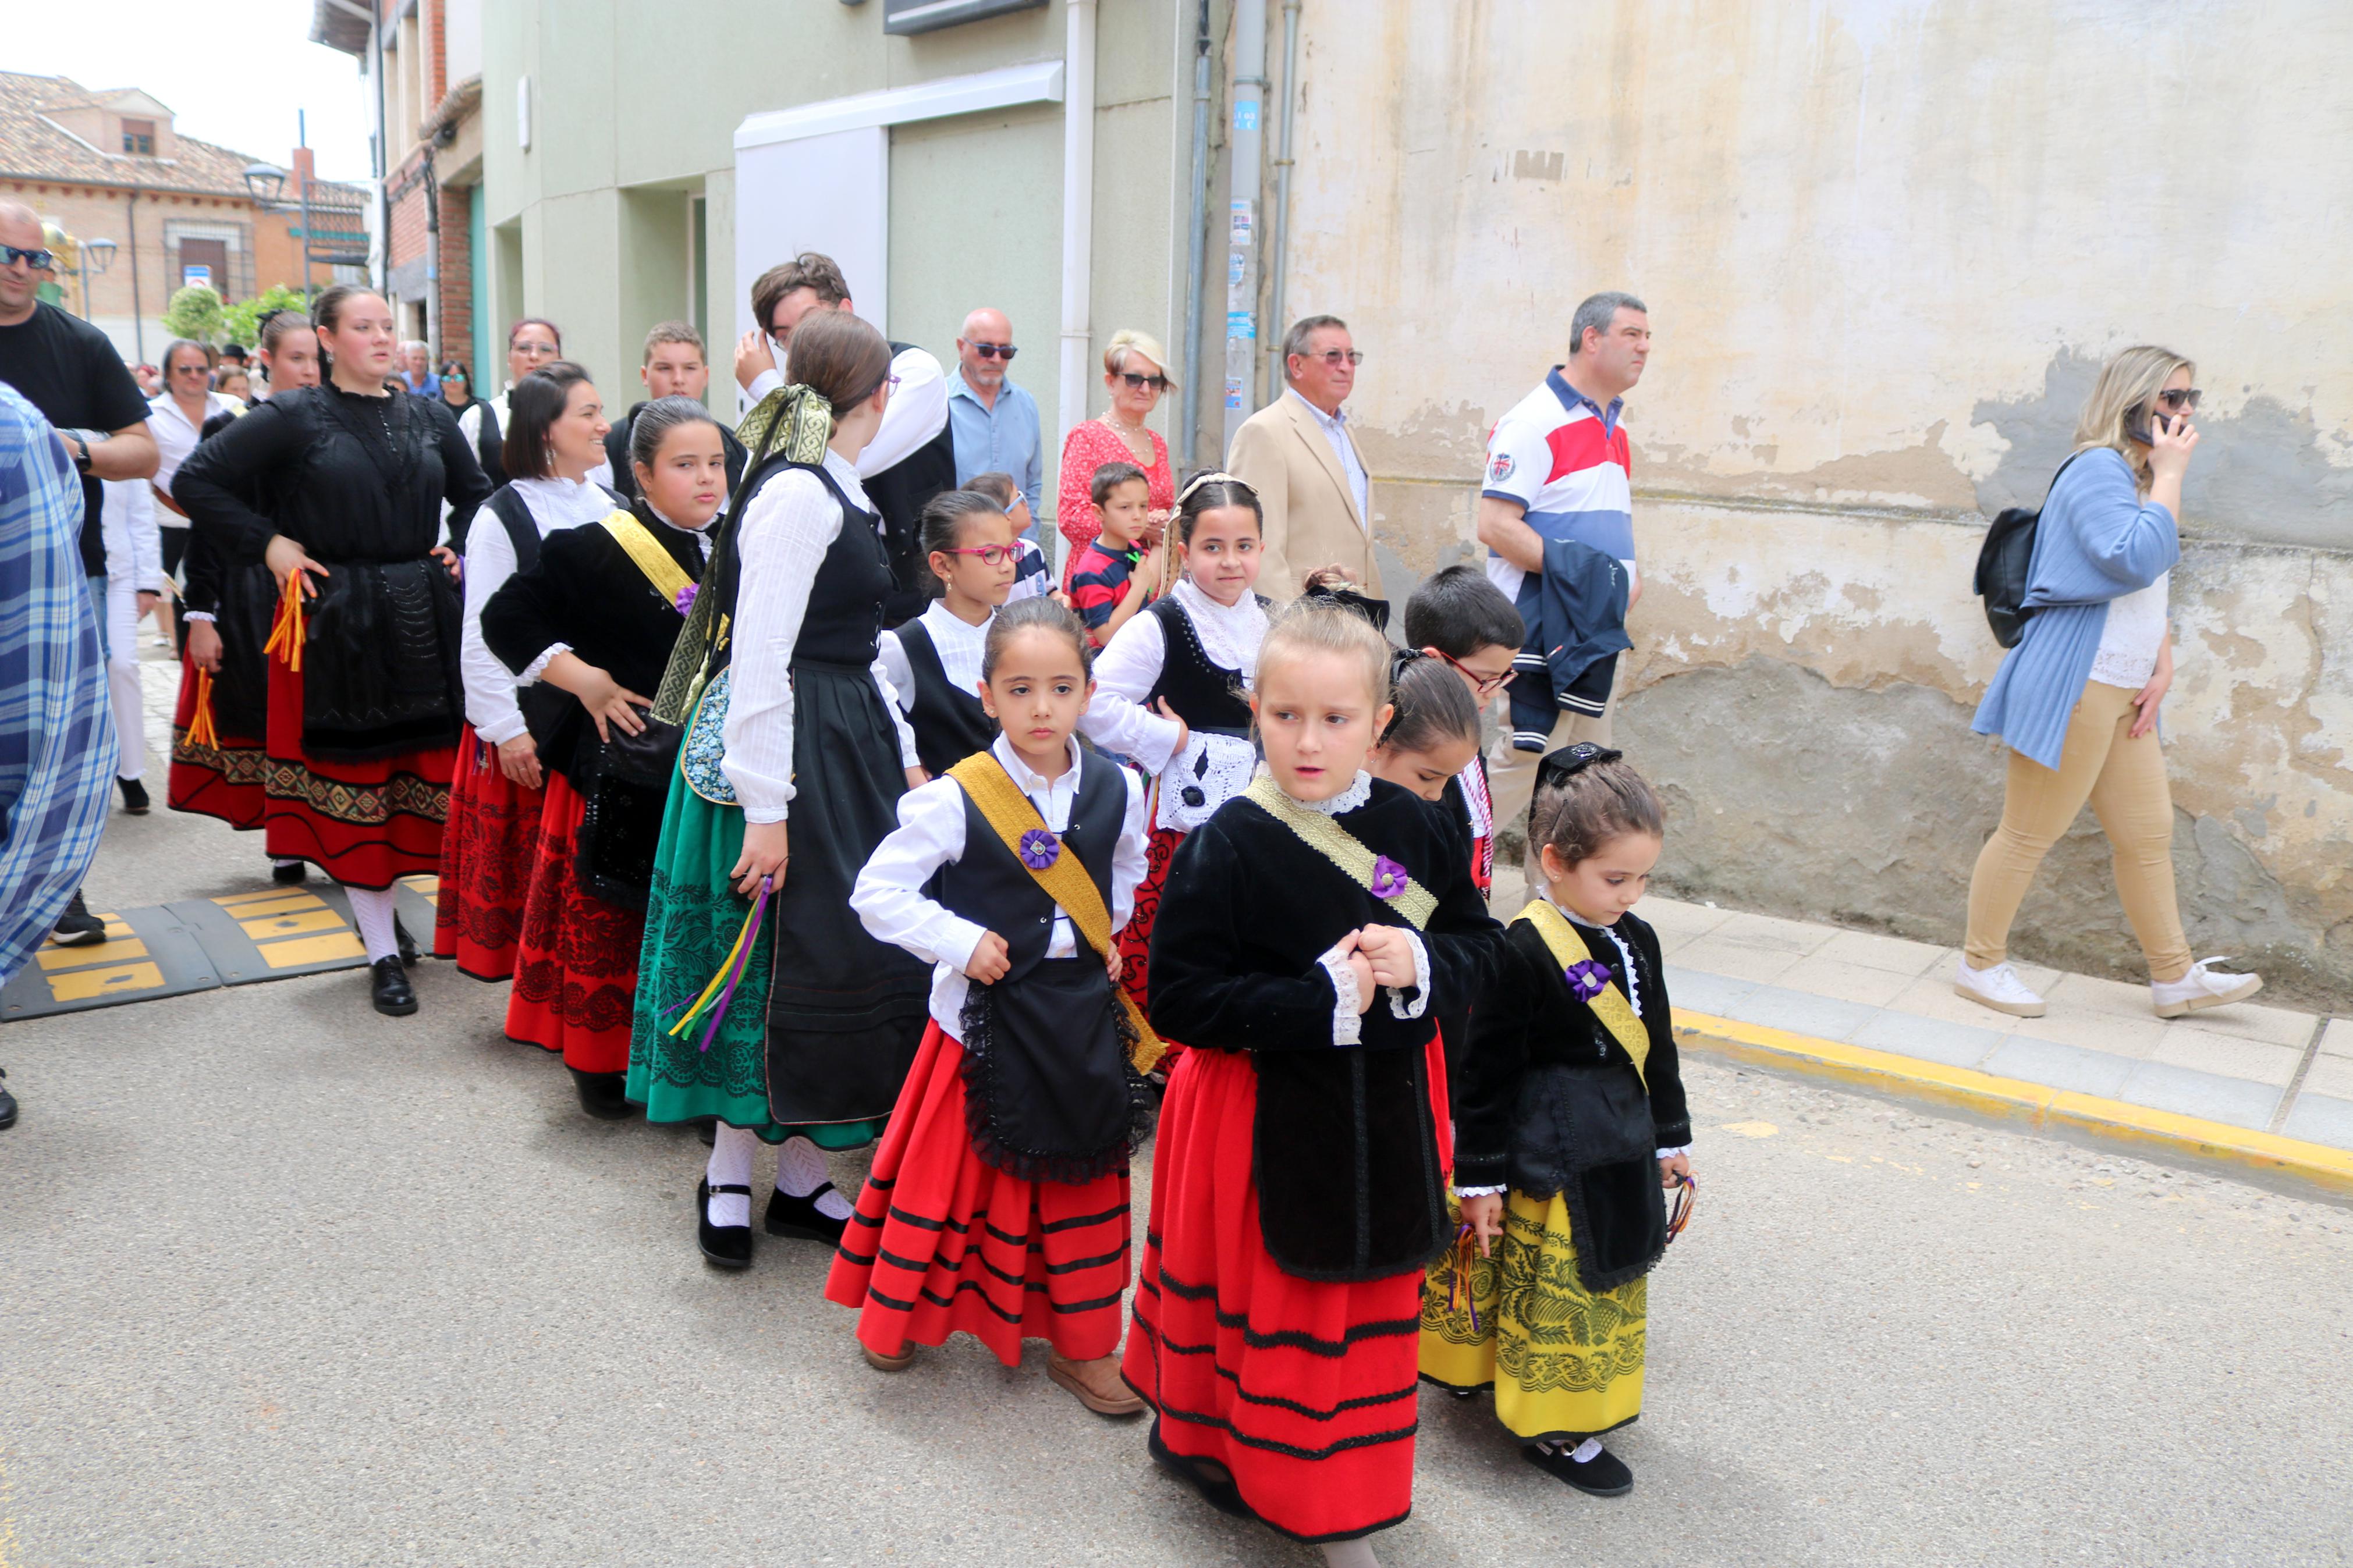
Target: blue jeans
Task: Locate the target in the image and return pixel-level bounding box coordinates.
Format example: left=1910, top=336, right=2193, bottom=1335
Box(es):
left=87, top=574, right=109, bottom=660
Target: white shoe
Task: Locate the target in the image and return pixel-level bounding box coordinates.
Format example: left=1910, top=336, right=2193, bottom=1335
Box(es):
left=2151, top=957, right=2263, bottom=1019
left=1954, top=959, right=2047, bottom=1018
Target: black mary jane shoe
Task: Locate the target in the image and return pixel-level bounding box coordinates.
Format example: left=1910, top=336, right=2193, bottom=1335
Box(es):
left=118, top=777, right=151, bottom=815
left=272, top=859, right=310, bottom=886
left=1523, top=1441, right=1633, bottom=1497
left=369, top=956, right=418, bottom=1016
left=393, top=913, right=420, bottom=968
left=698, top=1178, right=754, bottom=1270
left=763, top=1182, right=849, bottom=1245
left=569, top=1067, right=634, bottom=1121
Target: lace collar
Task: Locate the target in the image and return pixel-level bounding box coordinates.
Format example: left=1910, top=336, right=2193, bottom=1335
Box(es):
left=511, top=475, right=611, bottom=532
left=1268, top=768, right=1371, bottom=817
left=1172, top=575, right=1269, bottom=681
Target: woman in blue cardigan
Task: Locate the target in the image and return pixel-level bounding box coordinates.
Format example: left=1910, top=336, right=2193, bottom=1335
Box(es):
left=1958, top=345, right=2260, bottom=1022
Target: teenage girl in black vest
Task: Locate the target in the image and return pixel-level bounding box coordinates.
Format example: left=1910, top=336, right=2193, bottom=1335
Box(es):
left=832, top=596, right=1152, bottom=1415
left=875, top=489, right=1019, bottom=777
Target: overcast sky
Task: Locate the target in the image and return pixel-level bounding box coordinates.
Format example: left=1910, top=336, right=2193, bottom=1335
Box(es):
left=6, top=0, right=376, bottom=183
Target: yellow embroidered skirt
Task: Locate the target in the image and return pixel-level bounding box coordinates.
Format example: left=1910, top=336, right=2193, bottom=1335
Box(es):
left=1418, top=1189, right=1646, bottom=1443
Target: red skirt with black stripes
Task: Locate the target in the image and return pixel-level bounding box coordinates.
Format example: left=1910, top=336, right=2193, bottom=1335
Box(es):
left=505, top=770, right=641, bottom=1072
left=1122, top=1037, right=1452, bottom=1545
left=431, top=726, right=542, bottom=979
left=825, top=1021, right=1133, bottom=1367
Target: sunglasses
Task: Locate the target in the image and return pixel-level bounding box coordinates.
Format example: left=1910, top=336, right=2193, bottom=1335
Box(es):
left=942, top=543, right=1018, bottom=567
left=2, top=245, right=58, bottom=271
left=2153, top=387, right=2202, bottom=412
left=1434, top=647, right=1517, bottom=696
left=968, top=342, right=1018, bottom=361
left=1304, top=349, right=1365, bottom=367
left=1118, top=371, right=1169, bottom=392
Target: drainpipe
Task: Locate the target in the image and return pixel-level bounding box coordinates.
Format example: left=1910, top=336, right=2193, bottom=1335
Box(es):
left=1056, top=0, right=1098, bottom=569
left=1221, top=0, right=1269, bottom=454
left=126, top=190, right=144, bottom=365
left=1175, top=0, right=1213, bottom=475
left=1265, top=0, right=1303, bottom=401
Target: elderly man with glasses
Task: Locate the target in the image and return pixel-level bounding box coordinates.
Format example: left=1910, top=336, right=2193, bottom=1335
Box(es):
left=945, top=307, right=1042, bottom=533
left=1226, top=313, right=1380, bottom=605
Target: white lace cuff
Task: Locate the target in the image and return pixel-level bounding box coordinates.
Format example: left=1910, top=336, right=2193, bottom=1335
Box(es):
left=1452, top=1184, right=1508, bottom=1198
left=1656, top=1145, right=1691, bottom=1160
left=1386, top=927, right=1432, bottom=1021
left=1317, top=943, right=1363, bottom=1046
left=183, top=610, right=217, bottom=623
left=517, top=642, right=571, bottom=687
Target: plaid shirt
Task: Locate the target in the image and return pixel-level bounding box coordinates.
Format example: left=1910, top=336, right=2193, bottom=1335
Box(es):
left=0, top=382, right=116, bottom=986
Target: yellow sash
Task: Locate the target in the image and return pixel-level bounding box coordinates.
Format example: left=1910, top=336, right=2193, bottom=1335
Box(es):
left=1517, top=899, right=1650, bottom=1085
left=946, top=753, right=1166, bottom=1075
left=597, top=510, right=695, bottom=606
left=1241, top=774, right=1438, bottom=929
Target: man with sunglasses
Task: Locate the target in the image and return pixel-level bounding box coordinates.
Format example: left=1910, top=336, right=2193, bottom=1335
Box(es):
left=946, top=307, right=1042, bottom=535
left=1227, top=313, right=1382, bottom=604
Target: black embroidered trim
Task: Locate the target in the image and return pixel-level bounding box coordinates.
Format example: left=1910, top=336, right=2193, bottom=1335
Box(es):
left=955, top=984, right=1148, bottom=1186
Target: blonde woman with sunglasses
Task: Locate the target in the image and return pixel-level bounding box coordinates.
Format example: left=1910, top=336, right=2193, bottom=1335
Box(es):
left=1056, top=330, right=1177, bottom=580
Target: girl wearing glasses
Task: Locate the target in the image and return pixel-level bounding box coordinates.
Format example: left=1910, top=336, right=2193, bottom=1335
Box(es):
left=875, top=489, right=1020, bottom=776
left=1961, top=346, right=2263, bottom=1023
left=1056, top=330, right=1176, bottom=582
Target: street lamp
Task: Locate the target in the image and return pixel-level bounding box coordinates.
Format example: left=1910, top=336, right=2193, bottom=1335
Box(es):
left=81, top=237, right=117, bottom=275
left=242, top=162, right=286, bottom=205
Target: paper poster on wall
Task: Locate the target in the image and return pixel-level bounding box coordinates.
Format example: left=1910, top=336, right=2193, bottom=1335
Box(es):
left=1227, top=311, right=1255, bottom=341
left=182, top=264, right=212, bottom=289
left=1226, top=376, right=1245, bottom=410
left=1230, top=201, right=1254, bottom=245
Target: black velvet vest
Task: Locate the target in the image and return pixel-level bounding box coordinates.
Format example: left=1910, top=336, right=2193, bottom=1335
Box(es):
left=932, top=757, right=1123, bottom=980
left=897, top=617, right=999, bottom=775
left=1142, top=594, right=1262, bottom=737
left=864, top=342, right=959, bottom=627
left=784, top=461, right=894, bottom=669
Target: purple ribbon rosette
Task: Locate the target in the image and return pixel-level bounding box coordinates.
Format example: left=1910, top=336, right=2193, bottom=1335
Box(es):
left=1563, top=958, right=1611, bottom=1001
left=1018, top=829, right=1062, bottom=870
left=1368, top=855, right=1410, bottom=901
left=673, top=582, right=698, bottom=616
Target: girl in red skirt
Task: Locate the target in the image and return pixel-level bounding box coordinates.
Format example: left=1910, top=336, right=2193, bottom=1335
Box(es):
left=1124, top=602, right=1505, bottom=1564
left=832, top=596, right=1151, bottom=1416
left=434, top=361, right=613, bottom=979
left=480, top=397, right=724, bottom=1119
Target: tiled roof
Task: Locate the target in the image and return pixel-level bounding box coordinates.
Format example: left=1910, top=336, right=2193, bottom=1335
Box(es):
left=0, top=72, right=363, bottom=202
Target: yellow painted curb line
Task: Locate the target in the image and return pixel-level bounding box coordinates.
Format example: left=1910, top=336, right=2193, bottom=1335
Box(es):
left=1672, top=1007, right=2353, bottom=1198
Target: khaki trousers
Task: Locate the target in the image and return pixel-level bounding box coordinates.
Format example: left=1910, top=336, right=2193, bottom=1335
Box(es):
left=1486, top=705, right=1612, bottom=866
left=1963, top=682, right=2193, bottom=982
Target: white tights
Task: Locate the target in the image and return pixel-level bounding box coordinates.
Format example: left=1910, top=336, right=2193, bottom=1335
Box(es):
left=705, top=1127, right=855, bottom=1226
left=1321, top=1539, right=1380, bottom=1567
left=346, top=886, right=399, bottom=963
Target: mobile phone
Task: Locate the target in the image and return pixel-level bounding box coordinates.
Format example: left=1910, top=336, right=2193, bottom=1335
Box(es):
left=2126, top=408, right=2174, bottom=446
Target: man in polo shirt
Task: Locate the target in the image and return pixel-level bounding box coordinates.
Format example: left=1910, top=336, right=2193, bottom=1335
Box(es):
left=945, top=308, right=1042, bottom=535
left=1477, top=289, right=1651, bottom=848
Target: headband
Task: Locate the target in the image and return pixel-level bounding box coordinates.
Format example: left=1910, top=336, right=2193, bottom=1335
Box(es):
left=1534, top=742, right=1624, bottom=794
left=1175, top=470, right=1257, bottom=507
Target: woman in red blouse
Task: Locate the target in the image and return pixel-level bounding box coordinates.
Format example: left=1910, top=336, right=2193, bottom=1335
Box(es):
left=1057, top=329, right=1176, bottom=582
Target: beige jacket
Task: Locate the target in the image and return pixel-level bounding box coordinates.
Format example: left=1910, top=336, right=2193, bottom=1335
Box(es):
left=1226, top=392, right=1382, bottom=603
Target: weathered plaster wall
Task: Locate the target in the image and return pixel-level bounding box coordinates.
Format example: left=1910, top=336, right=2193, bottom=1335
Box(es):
left=1281, top=0, right=2353, bottom=1006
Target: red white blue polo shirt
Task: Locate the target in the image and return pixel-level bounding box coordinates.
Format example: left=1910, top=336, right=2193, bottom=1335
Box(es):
left=1481, top=367, right=1634, bottom=605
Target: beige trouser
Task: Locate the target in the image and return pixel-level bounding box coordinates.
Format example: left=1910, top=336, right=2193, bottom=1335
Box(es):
left=1485, top=705, right=1612, bottom=865
left=1964, top=682, right=2193, bottom=982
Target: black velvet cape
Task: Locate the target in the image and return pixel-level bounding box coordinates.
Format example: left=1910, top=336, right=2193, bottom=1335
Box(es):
left=1146, top=777, right=1506, bottom=1281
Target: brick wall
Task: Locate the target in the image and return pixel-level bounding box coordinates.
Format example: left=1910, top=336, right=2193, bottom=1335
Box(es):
left=436, top=183, right=472, bottom=369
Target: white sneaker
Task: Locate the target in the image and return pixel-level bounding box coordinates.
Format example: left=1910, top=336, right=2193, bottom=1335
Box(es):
left=2151, top=957, right=2263, bottom=1019
left=1954, top=959, right=2047, bottom=1018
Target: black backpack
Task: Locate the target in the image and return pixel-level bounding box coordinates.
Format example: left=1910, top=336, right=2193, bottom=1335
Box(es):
left=1975, top=451, right=2084, bottom=648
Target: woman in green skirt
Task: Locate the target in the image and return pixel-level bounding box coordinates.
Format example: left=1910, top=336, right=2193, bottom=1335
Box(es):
left=629, top=310, right=930, bottom=1268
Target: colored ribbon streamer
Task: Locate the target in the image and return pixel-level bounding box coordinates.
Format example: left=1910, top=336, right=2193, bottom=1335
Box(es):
left=1665, top=1172, right=1697, bottom=1243
left=262, top=570, right=305, bottom=673
left=666, top=875, right=772, bottom=1051
left=1447, top=1221, right=1483, bottom=1333
left=185, top=667, right=219, bottom=751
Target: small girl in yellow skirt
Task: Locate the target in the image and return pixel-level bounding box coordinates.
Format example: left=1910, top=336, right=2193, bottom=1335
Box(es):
left=1419, top=742, right=1692, bottom=1497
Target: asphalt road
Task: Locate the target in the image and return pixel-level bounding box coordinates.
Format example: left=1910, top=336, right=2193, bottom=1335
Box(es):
left=4, top=788, right=2351, bottom=1566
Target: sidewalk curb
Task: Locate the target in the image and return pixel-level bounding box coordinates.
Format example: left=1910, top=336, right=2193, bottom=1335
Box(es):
left=1673, top=1008, right=2353, bottom=1201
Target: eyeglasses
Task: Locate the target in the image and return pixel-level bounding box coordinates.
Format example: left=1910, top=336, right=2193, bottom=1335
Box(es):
left=2153, top=387, right=2202, bottom=412
left=1, top=245, right=57, bottom=271
left=967, top=342, right=1017, bottom=361
left=1118, top=371, right=1169, bottom=392
left=513, top=340, right=559, bottom=358
left=1303, top=349, right=1365, bottom=368
left=943, top=543, right=1018, bottom=567
left=1433, top=647, right=1517, bottom=696
left=170, top=361, right=210, bottom=376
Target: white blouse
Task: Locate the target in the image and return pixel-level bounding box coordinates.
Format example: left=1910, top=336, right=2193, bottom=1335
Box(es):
left=719, top=449, right=919, bottom=823
left=875, top=599, right=992, bottom=716
left=849, top=734, right=1149, bottom=1039
left=2089, top=571, right=2170, bottom=691
left=1079, top=577, right=1270, bottom=773
left=461, top=476, right=613, bottom=745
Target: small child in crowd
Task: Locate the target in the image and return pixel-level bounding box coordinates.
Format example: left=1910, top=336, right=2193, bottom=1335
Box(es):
left=1368, top=650, right=1485, bottom=803
left=962, top=470, right=1056, bottom=603
left=835, top=596, right=1152, bottom=1416
left=1402, top=564, right=1525, bottom=897
left=1067, top=461, right=1164, bottom=646
left=876, top=489, right=1018, bottom=777
left=1125, top=601, right=1505, bottom=1566
left=1419, top=743, right=1693, bottom=1499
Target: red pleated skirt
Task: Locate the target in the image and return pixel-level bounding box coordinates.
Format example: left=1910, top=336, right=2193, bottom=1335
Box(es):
left=826, top=1021, right=1133, bottom=1367
left=167, top=657, right=267, bottom=830
left=430, top=725, right=542, bottom=979
left=506, top=770, right=641, bottom=1073
left=262, top=652, right=453, bottom=890
left=1115, top=824, right=1186, bottom=1057
left=1123, top=1037, right=1450, bottom=1544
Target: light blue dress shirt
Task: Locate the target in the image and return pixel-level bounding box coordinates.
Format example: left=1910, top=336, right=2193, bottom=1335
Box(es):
left=946, top=369, right=1044, bottom=517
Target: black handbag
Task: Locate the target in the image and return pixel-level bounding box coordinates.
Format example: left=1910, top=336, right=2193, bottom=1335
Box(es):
left=1975, top=451, right=2085, bottom=649
left=572, top=513, right=696, bottom=909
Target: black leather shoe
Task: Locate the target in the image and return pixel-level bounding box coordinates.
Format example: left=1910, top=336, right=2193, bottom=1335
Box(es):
left=118, top=777, right=150, bottom=815
left=393, top=913, right=420, bottom=968
left=0, top=1067, right=17, bottom=1131
left=1524, top=1441, right=1632, bottom=1496
left=698, top=1178, right=753, bottom=1269
left=370, top=956, right=417, bottom=1016
left=50, top=890, right=105, bottom=947
left=271, top=859, right=308, bottom=886
left=696, top=1119, right=717, bottom=1147
left=764, top=1182, right=849, bottom=1245
left=569, top=1067, right=634, bottom=1121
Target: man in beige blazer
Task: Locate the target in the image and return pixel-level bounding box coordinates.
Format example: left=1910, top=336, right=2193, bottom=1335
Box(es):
left=1227, top=315, right=1382, bottom=603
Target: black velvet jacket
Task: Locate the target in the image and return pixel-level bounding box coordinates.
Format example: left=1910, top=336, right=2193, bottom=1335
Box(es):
left=1450, top=909, right=1692, bottom=1292
left=1147, top=777, right=1506, bottom=1281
